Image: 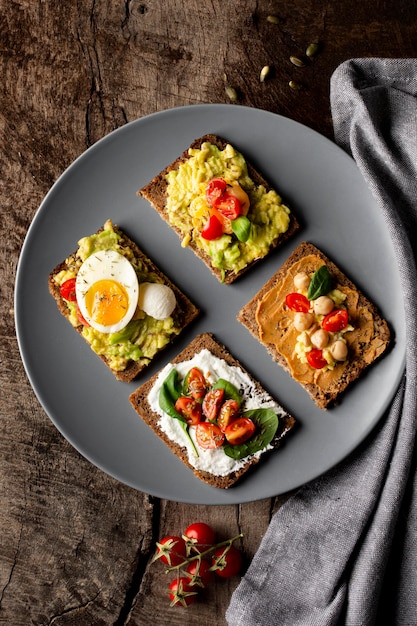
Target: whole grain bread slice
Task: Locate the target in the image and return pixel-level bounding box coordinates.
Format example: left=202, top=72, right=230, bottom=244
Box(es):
left=48, top=222, right=199, bottom=382
left=129, top=333, right=297, bottom=488
left=138, top=134, right=300, bottom=284
left=237, top=242, right=391, bottom=409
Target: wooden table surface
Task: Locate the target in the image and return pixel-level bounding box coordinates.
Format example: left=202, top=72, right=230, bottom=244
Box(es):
left=2, top=1, right=416, bottom=624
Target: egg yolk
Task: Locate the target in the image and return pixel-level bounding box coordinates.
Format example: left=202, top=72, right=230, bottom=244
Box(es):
left=85, top=279, right=130, bottom=326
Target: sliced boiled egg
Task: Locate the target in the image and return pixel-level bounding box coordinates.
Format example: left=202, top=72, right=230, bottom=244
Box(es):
left=75, top=249, right=139, bottom=334
left=138, top=282, right=176, bottom=320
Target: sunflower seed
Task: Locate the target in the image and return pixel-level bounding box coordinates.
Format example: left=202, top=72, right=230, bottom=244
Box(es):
left=290, top=55, right=305, bottom=67
left=260, top=65, right=271, bottom=82
left=306, top=42, right=320, bottom=57
left=225, top=85, right=238, bottom=101
left=289, top=80, right=303, bottom=90
left=266, top=15, right=280, bottom=24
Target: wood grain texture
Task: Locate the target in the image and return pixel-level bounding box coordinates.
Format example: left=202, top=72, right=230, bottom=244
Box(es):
left=1, top=0, right=416, bottom=623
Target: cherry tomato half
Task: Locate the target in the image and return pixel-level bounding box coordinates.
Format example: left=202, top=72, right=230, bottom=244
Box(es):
left=307, top=348, right=328, bottom=369
left=76, top=303, right=90, bottom=326
left=214, top=194, right=241, bottom=220
left=224, top=417, right=256, bottom=445
left=322, top=308, right=349, bottom=332
left=196, top=422, right=225, bottom=449
left=205, top=177, right=227, bottom=206
left=168, top=576, right=197, bottom=607
left=286, top=292, right=310, bottom=312
left=155, top=535, right=188, bottom=566
left=201, top=214, right=224, bottom=240
left=184, top=367, right=207, bottom=401
left=184, top=522, right=216, bottom=552
left=202, top=388, right=225, bottom=421
left=211, top=545, right=243, bottom=578
left=217, top=399, right=240, bottom=432
left=175, top=396, right=202, bottom=426
left=185, top=558, right=213, bottom=587
left=60, top=277, right=77, bottom=302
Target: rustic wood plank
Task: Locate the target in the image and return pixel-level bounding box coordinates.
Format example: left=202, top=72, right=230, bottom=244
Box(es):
left=1, top=0, right=416, bottom=623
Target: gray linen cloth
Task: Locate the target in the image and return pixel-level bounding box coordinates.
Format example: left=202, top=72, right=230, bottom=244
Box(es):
left=226, top=59, right=417, bottom=625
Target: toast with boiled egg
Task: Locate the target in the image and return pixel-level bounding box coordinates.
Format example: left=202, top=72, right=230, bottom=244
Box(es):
left=48, top=219, right=199, bottom=382
left=138, top=134, right=299, bottom=284
left=237, top=242, right=391, bottom=408
left=129, top=333, right=296, bottom=488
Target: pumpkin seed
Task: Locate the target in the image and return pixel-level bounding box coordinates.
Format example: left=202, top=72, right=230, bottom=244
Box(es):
left=290, top=55, right=305, bottom=67
left=306, top=42, right=319, bottom=57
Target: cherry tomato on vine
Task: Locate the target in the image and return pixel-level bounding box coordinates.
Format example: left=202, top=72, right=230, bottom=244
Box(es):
left=205, top=177, right=227, bottom=206
left=155, top=535, right=188, bottom=567
left=184, top=367, right=207, bottom=401
left=217, top=399, right=240, bottom=432
left=202, top=388, right=225, bottom=421
left=322, top=308, right=349, bottom=332
left=185, top=559, right=213, bottom=587
left=168, top=577, right=197, bottom=607
left=286, top=292, right=310, bottom=312
left=201, top=214, right=224, bottom=240
left=196, top=422, right=225, bottom=449
left=184, top=522, right=216, bottom=552
left=224, top=417, right=256, bottom=445
left=174, top=396, right=202, bottom=426
left=307, top=348, right=328, bottom=369
left=60, top=277, right=77, bottom=302
left=211, top=545, right=243, bottom=578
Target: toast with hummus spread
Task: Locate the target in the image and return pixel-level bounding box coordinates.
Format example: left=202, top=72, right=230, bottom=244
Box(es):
left=138, top=135, right=299, bottom=284
left=48, top=219, right=199, bottom=382
left=237, top=242, right=391, bottom=409
left=129, top=333, right=296, bottom=488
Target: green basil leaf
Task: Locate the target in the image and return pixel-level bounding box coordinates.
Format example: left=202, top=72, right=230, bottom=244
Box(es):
left=159, top=369, right=184, bottom=422
left=223, top=408, right=279, bottom=460
left=307, top=265, right=332, bottom=300
left=231, top=216, right=251, bottom=242
left=212, top=378, right=242, bottom=405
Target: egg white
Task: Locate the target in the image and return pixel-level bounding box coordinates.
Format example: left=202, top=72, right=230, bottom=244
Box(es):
left=75, top=249, right=139, bottom=334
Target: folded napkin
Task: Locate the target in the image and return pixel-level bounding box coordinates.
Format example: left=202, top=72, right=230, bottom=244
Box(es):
left=226, top=59, right=417, bottom=626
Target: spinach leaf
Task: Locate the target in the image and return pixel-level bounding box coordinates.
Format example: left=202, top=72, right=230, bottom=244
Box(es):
left=159, top=369, right=199, bottom=457
left=307, top=265, right=332, bottom=300
left=212, top=378, right=242, bottom=405
left=223, top=408, right=278, bottom=460
left=231, top=216, right=251, bottom=242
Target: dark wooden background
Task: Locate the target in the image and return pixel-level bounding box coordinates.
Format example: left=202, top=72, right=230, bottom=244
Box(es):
left=1, top=1, right=416, bottom=624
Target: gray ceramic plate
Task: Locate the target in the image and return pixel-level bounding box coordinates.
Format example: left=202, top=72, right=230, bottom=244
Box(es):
left=15, top=104, right=405, bottom=504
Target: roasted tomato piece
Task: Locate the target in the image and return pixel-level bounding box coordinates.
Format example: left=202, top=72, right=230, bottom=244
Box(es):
left=202, top=388, right=225, bottom=421
left=214, top=194, right=241, bottom=220
left=174, top=396, right=202, bottom=426
left=201, top=214, right=224, bottom=240
left=224, top=417, right=256, bottom=445
left=196, top=422, right=225, bottom=449
left=60, top=277, right=77, bottom=302
left=286, top=292, right=310, bottom=313
left=184, top=367, right=207, bottom=401
left=205, top=177, right=227, bottom=206
left=307, top=348, right=328, bottom=369
left=322, top=309, right=349, bottom=332
left=217, top=399, right=240, bottom=432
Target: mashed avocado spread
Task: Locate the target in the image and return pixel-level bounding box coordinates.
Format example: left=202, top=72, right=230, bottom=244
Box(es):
left=165, top=141, right=291, bottom=277
left=53, top=220, right=181, bottom=371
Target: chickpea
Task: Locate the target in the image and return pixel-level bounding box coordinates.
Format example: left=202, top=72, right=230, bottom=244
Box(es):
left=330, top=340, right=348, bottom=361
left=310, top=328, right=329, bottom=349
left=293, top=312, right=314, bottom=331
left=294, top=272, right=310, bottom=291
left=313, top=295, right=334, bottom=316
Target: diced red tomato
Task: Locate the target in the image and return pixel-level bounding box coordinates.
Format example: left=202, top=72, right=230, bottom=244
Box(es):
left=196, top=422, right=225, bottom=449
left=322, top=309, right=349, bottom=332
left=60, top=278, right=77, bottom=302
left=224, top=417, right=256, bottom=445
left=217, top=399, right=240, bottom=432
left=286, top=292, right=310, bottom=312
left=201, top=214, right=224, bottom=240
left=174, top=396, right=202, bottom=426
left=184, top=368, right=207, bottom=401
left=307, top=348, right=328, bottom=369
left=205, top=178, right=227, bottom=206
left=202, top=388, right=225, bottom=421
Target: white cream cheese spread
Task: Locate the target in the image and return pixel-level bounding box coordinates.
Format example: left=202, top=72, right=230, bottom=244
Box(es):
left=147, top=349, right=286, bottom=476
